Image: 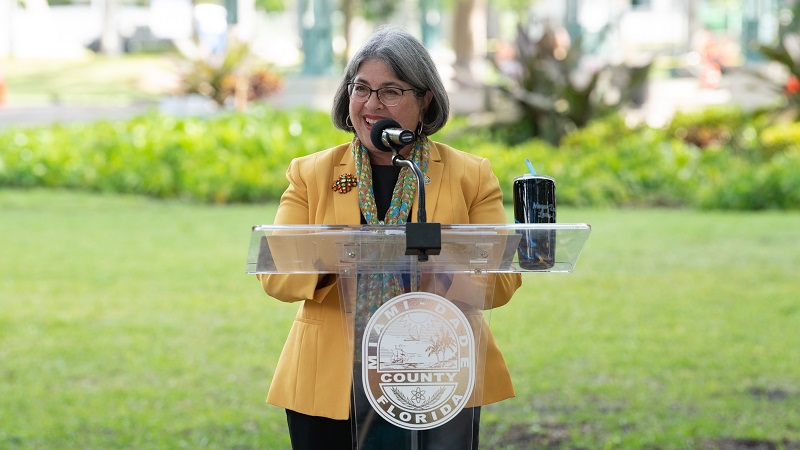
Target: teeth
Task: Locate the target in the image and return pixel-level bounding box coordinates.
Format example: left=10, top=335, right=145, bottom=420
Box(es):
left=365, top=118, right=380, bottom=125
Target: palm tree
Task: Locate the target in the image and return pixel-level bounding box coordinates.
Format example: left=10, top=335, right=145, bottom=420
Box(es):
left=426, top=336, right=442, bottom=362
left=437, top=331, right=457, bottom=362
left=426, top=329, right=457, bottom=363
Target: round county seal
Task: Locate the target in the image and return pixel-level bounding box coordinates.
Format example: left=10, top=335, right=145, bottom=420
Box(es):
left=361, top=292, right=475, bottom=430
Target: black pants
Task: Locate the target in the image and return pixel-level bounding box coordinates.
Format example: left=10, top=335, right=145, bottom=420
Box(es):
left=286, top=406, right=481, bottom=450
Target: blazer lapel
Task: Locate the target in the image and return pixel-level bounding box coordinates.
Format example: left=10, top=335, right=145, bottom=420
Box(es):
left=333, top=144, right=361, bottom=225
left=333, top=141, right=443, bottom=225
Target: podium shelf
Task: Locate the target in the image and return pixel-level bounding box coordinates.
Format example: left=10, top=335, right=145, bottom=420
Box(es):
left=246, top=223, right=590, bottom=274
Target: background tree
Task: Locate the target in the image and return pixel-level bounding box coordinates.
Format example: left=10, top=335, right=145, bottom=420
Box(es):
left=452, top=0, right=478, bottom=78
left=487, top=21, right=652, bottom=145
left=335, top=0, right=398, bottom=68
left=757, top=0, right=800, bottom=121
left=254, top=0, right=284, bottom=11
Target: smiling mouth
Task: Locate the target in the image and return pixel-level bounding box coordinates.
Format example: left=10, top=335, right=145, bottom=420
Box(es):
left=364, top=117, right=384, bottom=128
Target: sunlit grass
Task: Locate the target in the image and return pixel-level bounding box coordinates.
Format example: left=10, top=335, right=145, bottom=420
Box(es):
left=0, top=189, right=291, bottom=449
left=486, top=208, right=800, bottom=448
left=1, top=189, right=799, bottom=449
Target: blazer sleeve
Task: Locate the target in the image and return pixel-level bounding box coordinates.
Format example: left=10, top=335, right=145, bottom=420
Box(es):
left=256, top=156, right=335, bottom=303
left=444, top=154, right=522, bottom=309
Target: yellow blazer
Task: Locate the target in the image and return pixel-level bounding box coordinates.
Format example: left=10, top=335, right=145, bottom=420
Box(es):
left=257, top=141, right=522, bottom=420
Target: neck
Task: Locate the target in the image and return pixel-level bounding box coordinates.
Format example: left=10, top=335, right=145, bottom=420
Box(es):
left=368, top=147, right=411, bottom=166
left=369, top=152, right=394, bottom=166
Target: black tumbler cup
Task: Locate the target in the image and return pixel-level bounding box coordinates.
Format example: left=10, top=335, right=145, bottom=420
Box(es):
left=513, top=174, right=556, bottom=270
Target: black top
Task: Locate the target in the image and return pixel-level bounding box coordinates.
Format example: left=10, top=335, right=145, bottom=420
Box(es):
left=361, top=164, right=404, bottom=223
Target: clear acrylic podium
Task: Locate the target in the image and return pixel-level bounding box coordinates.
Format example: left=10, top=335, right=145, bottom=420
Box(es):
left=247, top=223, right=590, bottom=449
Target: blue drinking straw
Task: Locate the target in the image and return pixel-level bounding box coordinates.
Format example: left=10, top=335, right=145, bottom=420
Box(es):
left=525, top=158, right=537, bottom=175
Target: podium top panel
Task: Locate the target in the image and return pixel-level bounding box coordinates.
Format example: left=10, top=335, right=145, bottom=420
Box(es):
left=246, top=223, right=591, bottom=275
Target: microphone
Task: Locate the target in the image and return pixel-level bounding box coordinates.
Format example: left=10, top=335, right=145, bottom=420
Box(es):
left=368, top=119, right=440, bottom=260
left=370, top=118, right=415, bottom=153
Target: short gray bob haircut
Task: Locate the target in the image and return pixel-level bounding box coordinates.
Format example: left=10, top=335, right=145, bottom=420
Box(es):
left=331, top=25, right=449, bottom=136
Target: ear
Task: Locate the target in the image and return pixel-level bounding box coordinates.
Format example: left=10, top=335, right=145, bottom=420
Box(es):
left=420, top=90, right=434, bottom=110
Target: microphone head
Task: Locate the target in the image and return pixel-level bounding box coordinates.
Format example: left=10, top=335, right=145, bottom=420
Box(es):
left=370, top=118, right=402, bottom=153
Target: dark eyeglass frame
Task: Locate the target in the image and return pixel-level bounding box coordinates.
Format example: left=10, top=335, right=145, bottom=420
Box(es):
left=347, top=82, right=417, bottom=107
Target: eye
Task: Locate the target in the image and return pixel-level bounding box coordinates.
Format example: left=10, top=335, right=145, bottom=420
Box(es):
left=352, top=84, right=370, bottom=94
left=380, top=87, right=402, bottom=98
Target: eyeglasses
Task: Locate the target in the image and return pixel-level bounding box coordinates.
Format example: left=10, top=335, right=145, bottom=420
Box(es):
left=347, top=82, right=416, bottom=107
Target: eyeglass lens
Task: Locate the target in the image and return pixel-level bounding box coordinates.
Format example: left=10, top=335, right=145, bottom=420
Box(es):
left=348, top=83, right=406, bottom=106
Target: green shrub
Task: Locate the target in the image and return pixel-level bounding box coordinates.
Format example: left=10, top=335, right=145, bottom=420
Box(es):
left=0, top=107, right=351, bottom=203
left=173, top=37, right=282, bottom=107
left=441, top=115, right=702, bottom=208
left=760, top=122, right=800, bottom=158
left=560, top=116, right=701, bottom=207
left=665, top=105, right=758, bottom=155
left=696, top=149, right=800, bottom=210
left=0, top=106, right=796, bottom=210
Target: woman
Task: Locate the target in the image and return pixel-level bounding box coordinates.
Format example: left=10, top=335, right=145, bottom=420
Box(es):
left=257, top=26, right=522, bottom=449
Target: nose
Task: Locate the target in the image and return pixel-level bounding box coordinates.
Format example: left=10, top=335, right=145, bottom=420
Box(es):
left=365, top=91, right=384, bottom=108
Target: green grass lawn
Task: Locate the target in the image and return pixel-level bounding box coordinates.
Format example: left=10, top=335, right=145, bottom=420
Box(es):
left=1, top=55, right=174, bottom=105
left=1, top=189, right=799, bottom=449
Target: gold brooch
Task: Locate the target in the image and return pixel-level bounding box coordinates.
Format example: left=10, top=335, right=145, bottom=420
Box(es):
left=332, top=173, right=357, bottom=194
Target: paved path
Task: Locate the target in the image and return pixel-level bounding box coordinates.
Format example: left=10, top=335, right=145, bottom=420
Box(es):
left=0, top=76, right=340, bottom=129
left=0, top=103, right=156, bottom=129
left=0, top=70, right=779, bottom=130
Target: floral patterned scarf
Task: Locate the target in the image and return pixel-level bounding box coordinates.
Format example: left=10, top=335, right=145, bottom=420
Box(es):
left=352, top=134, right=430, bottom=349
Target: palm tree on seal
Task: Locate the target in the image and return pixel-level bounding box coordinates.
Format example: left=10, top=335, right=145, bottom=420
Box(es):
left=426, top=328, right=457, bottom=365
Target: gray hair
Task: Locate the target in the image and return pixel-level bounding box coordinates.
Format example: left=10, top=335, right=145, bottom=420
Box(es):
left=331, top=25, right=449, bottom=136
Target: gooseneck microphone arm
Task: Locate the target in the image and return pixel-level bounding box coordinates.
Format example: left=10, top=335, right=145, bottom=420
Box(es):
left=370, top=118, right=428, bottom=223
left=369, top=118, right=441, bottom=260
left=391, top=153, right=426, bottom=223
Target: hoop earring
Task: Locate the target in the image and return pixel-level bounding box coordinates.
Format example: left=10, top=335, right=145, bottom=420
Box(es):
left=416, top=121, right=424, bottom=136
left=346, top=115, right=354, bottom=129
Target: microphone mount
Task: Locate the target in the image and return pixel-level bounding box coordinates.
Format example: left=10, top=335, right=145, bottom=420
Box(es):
left=391, top=153, right=426, bottom=223
left=369, top=118, right=440, bottom=261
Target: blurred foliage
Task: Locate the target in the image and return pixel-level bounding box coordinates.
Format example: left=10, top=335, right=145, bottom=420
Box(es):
left=756, top=0, right=800, bottom=122
left=1, top=105, right=797, bottom=211
left=255, top=0, right=284, bottom=12
left=760, top=121, right=800, bottom=157
left=487, top=22, right=652, bottom=146
left=360, top=0, right=398, bottom=21
left=758, top=35, right=800, bottom=122
left=0, top=107, right=349, bottom=203
left=173, top=36, right=282, bottom=107
left=665, top=106, right=756, bottom=154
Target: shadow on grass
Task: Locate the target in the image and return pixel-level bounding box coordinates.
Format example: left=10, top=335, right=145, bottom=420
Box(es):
left=704, top=439, right=800, bottom=450
left=484, top=421, right=800, bottom=450
left=483, top=422, right=577, bottom=449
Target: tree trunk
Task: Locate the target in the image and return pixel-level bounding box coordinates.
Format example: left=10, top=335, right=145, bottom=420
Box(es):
left=453, top=0, right=476, bottom=71
left=100, top=0, right=121, bottom=55
left=341, top=0, right=354, bottom=64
